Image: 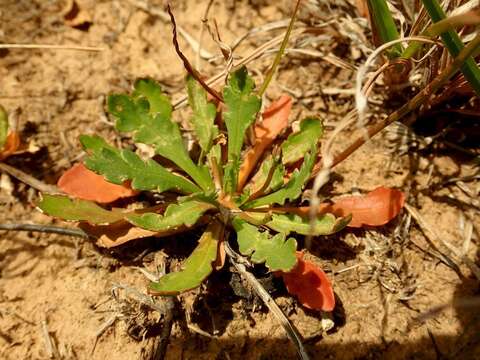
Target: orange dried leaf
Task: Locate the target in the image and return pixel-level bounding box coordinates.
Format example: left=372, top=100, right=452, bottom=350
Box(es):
left=237, top=95, right=292, bottom=190
left=58, top=163, right=137, bottom=203
left=281, top=252, right=335, bottom=311
left=294, top=187, right=405, bottom=228
left=327, top=186, right=405, bottom=228
left=0, top=132, right=20, bottom=161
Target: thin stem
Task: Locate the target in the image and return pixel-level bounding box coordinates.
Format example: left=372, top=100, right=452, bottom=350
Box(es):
left=257, top=0, right=301, bottom=97
left=225, top=243, right=310, bottom=360
left=0, top=44, right=103, bottom=51
left=0, top=223, right=89, bottom=238
left=0, top=163, right=58, bottom=193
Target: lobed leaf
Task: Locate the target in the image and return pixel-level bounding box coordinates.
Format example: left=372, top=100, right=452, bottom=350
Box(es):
left=80, top=135, right=200, bottom=195
left=281, top=117, right=323, bottom=165
left=108, top=79, right=212, bottom=191
left=223, top=67, right=262, bottom=193
left=149, top=222, right=222, bottom=295
left=38, top=194, right=125, bottom=224
left=243, top=146, right=317, bottom=208
left=281, top=252, right=335, bottom=311
left=186, top=75, right=218, bottom=153
left=58, top=163, right=137, bottom=204
left=232, top=217, right=297, bottom=272
left=127, top=200, right=214, bottom=231
left=266, top=213, right=350, bottom=236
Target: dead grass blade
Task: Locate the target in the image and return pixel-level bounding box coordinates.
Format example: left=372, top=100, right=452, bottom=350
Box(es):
left=167, top=5, right=223, bottom=103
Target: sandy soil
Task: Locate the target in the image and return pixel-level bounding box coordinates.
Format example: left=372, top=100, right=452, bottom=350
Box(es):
left=0, top=0, right=479, bottom=359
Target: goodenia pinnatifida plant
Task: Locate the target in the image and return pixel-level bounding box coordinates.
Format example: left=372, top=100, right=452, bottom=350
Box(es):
left=38, top=68, right=350, bottom=296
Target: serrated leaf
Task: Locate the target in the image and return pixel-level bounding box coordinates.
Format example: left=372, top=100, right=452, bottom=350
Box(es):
left=0, top=105, right=8, bottom=149
left=223, top=67, right=262, bottom=193
left=127, top=200, right=214, bottom=231
left=149, top=222, right=222, bottom=295
left=282, top=117, right=323, bottom=165
left=107, top=79, right=212, bottom=191
left=133, top=78, right=172, bottom=119
left=80, top=135, right=200, bottom=194
left=243, top=146, right=317, bottom=208
left=187, top=75, right=218, bottom=153
left=38, top=194, right=125, bottom=224
left=266, top=213, right=350, bottom=235
left=232, top=217, right=297, bottom=272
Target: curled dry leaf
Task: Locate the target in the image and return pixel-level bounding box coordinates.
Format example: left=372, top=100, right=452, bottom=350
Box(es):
left=80, top=216, right=209, bottom=248
left=58, top=163, right=137, bottom=203
left=281, top=252, right=335, bottom=312
left=237, top=95, right=292, bottom=190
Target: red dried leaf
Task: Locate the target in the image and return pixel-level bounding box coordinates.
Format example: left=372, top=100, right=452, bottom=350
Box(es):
left=0, top=132, right=20, bottom=161
left=58, top=163, right=137, bottom=203
left=237, top=95, right=292, bottom=190
left=281, top=252, right=335, bottom=311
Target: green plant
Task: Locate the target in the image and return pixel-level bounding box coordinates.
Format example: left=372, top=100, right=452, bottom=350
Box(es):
left=38, top=69, right=351, bottom=298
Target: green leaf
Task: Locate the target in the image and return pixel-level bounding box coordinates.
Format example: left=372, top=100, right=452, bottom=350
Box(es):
left=232, top=217, right=296, bottom=271
left=266, top=213, right=351, bottom=235
left=38, top=194, right=125, bottom=224
left=281, top=117, right=323, bottom=165
left=107, top=79, right=213, bottom=191
left=80, top=135, right=200, bottom=194
left=244, top=155, right=285, bottom=195
left=149, top=222, right=222, bottom=295
left=0, top=105, right=8, bottom=150
left=243, top=146, right=317, bottom=208
left=127, top=200, right=214, bottom=231
left=223, top=67, right=262, bottom=193
left=133, top=78, right=172, bottom=119
left=187, top=75, right=218, bottom=153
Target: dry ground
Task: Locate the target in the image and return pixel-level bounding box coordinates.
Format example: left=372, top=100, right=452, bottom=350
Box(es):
left=0, top=0, right=479, bottom=359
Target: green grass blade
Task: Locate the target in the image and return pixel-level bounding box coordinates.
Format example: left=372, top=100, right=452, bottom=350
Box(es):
left=367, top=0, right=403, bottom=58
left=421, top=0, right=480, bottom=96
left=0, top=105, right=8, bottom=149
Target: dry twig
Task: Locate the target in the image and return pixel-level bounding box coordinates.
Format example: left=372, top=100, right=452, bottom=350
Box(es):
left=225, top=243, right=310, bottom=360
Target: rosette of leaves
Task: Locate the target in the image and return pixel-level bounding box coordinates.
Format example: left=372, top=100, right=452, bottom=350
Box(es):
left=38, top=67, right=349, bottom=295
